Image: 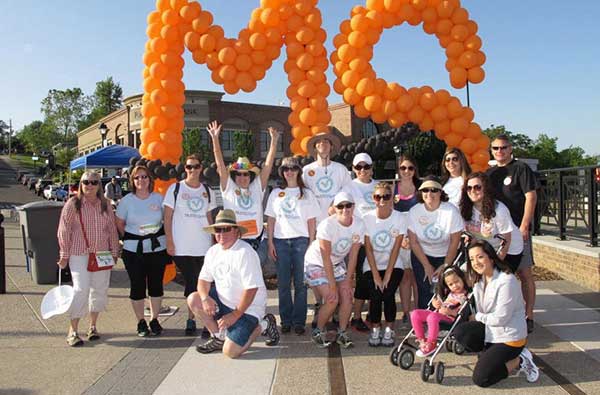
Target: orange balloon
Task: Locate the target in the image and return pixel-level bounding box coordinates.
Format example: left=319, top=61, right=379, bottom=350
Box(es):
left=459, top=138, right=478, bottom=155
left=450, top=117, right=469, bottom=135
left=450, top=67, right=468, bottom=89
left=300, top=135, right=312, bottom=152
left=420, top=92, right=437, bottom=111
left=468, top=67, right=485, bottom=84
left=297, top=80, right=317, bottom=97
left=444, top=133, right=462, bottom=148
left=389, top=112, right=408, bottom=128
left=356, top=78, right=375, bottom=97
left=364, top=95, right=383, bottom=112
left=473, top=149, right=490, bottom=165
left=434, top=120, right=451, bottom=137
left=299, top=107, right=318, bottom=125
left=343, top=88, right=361, bottom=105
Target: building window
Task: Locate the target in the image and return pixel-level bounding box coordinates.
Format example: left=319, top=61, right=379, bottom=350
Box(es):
left=361, top=119, right=378, bottom=139
left=260, top=130, right=284, bottom=153
left=135, top=130, right=141, bottom=148
left=221, top=130, right=234, bottom=151
left=118, top=136, right=125, bottom=145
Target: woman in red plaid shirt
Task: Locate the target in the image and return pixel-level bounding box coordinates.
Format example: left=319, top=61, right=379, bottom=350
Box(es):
left=57, top=171, right=120, bottom=347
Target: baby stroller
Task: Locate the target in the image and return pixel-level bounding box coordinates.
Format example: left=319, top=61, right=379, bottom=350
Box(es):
left=389, top=233, right=506, bottom=384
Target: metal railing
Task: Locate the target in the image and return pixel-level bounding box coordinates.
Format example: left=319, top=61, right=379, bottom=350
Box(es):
left=535, top=165, right=599, bottom=246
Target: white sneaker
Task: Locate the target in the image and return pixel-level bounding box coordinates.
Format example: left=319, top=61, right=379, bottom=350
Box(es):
left=518, top=348, right=540, bottom=383
left=381, top=327, right=395, bottom=347
left=368, top=327, right=381, bottom=347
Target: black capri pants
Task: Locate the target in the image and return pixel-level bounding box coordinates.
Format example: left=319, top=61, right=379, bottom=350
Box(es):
left=454, top=321, right=524, bottom=387
left=365, top=268, right=404, bottom=323
left=354, top=246, right=371, bottom=300
left=172, top=255, right=205, bottom=297
left=122, top=250, right=170, bottom=301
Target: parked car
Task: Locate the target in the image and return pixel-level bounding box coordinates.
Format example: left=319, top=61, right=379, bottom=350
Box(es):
left=35, top=179, right=53, bottom=196
left=56, top=185, right=69, bottom=201
left=43, top=185, right=59, bottom=200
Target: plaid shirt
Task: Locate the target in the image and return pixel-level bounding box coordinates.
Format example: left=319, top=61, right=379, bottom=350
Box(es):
left=57, top=197, right=120, bottom=259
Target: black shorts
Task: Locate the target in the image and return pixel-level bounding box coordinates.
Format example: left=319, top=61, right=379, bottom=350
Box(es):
left=173, top=255, right=205, bottom=297
left=353, top=246, right=370, bottom=300
left=504, top=253, right=523, bottom=274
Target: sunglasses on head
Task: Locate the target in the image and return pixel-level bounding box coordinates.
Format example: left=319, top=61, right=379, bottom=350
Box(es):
left=214, top=226, right=233, bottom=234
left=81, top=180, right=99, bottom=186
left=445, top=156, right=459, bottom=163
left=282, top=166, right=300, bottom=172
left=185, top=164, right=201, bottom=170
left=421, top=188, right=441, bottom=193
left=467, top=184, right=483, bottom=192
left=354, top=164, right=372, bottom=171
left=133, top=175, right=148, bottom=180
left=491, top=145, right=509, bottom=151
left=335, top=202, right=353, bottom=210
left=234, top=171, right=250, bottom=177
left=399, top=165, right=415, bottom=171
left=373, top=194, right=392, bottom=202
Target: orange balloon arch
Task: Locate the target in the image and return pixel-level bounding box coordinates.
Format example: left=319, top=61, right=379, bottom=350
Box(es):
left=141, top=0, right=491, bottom=195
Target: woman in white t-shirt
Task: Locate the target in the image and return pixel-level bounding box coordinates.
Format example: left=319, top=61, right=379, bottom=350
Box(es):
left=441, top=148, right=471, bottom=207
left=304, top=192, right=365, bottom=349
left=207, top=120, right=280, bottom=250
left=265, top=157, right=318, bottom=335
left=408, top=176, right=464, bottom=309
left=117, top=165, right=171, bottom=337
left=363, top=182, right=407, bottom=347
left=460, top=172, right=524, bottom=272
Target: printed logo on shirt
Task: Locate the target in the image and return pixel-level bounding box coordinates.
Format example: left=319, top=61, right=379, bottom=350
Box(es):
left=315, top=176, right=334, bottom=194
left=503, top=176, right=512, bottom=186
left=363, top=191, right=375, bottom=207
left=352, top=233, right=361, bottom=243
left=148, top=204, right=161, bottom=211
left=372, top=230, right=392, bottom=251
left=424, top=223, right=443, bottom=241
left=278, top=191, right=285, bottom=197
left=308, top=170, right=315, bottom=177
left=237, top=192, right=253, bottom=210
left=281, top=195, right=297, bottom=215
left=214, top=261, right=231, bottom=279
left=202, top=192, right=208, bottom=198
left=333, top=238, right=351, bottom=255
left=186, top=196, right=205, bottom=212
left=418, top=216, right=430, bottom=226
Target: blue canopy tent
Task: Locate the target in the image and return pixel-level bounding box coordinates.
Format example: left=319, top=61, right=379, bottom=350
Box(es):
left=70, top=144, right=140, bottom=170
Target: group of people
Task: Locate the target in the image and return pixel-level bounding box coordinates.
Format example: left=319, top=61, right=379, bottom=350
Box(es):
left=56, top=121, right=540, bottom=386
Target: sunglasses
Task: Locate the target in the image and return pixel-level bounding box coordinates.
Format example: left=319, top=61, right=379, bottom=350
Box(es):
left=373, top=194, right=392, bottom=202
left=214, top=226, right=233, bottom=234
left=81, top=180, right=99, bottom=186
left=282, top=166, right=300, bottom=172
left=133, top=175, right=149, bottom=180
left=445, top=156, right=459, bottom=163
left=335, top=203, right=354, bottom=210
left=185, top=164, right=201, bottom=170
left=421, top=188, right=441, bottom=193
left=399, top=165, right=415, bottom=171
left=491, top=145, right=509, bottom=151
left=467, top=184, right=483, bottom=192
left=354, top=164, right=372, bottom=171
left=234, top=171, right=250, bottom=177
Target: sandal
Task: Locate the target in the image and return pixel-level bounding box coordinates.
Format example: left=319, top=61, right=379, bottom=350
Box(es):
left=87, top=327, right=100, bottom=341
left=67, top=332, right=84, bottom=347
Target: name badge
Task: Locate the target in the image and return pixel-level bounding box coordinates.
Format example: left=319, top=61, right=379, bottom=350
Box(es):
left=139, top=223, right=160, bottom=235
left=95, top=251, right=115, bottom=268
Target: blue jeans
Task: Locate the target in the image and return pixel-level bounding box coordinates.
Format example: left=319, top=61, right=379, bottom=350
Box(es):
left=274, top=237, right=309, bottom=327
left=209, top=287, right=259, bottom=347
left=411, top=253, right=446, bottom=310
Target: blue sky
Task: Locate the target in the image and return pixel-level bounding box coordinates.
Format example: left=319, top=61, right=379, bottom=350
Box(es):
left=2, top=1, right=599, bottom=154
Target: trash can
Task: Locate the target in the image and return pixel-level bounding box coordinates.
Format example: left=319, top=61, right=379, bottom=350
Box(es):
left=18, top=201, right=65, bottom=284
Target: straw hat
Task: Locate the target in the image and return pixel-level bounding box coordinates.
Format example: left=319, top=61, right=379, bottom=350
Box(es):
left=418, top=179, right=443, bottom=191
left=307, top=132, right=341, bottom=158
left=228, top=157, right=260, bottom=175
left=203, top=209, right=248, bottom=235
left=278, top=157, right=303, bottom=178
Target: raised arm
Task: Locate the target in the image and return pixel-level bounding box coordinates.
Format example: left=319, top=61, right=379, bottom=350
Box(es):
left=207, top=120, right=228, bottom=191
left=259, top=127, right=280, bottom=190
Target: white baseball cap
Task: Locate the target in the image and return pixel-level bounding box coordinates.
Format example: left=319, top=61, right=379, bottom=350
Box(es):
left=352, top=153, right=373, bottom=166
left=333, top=191, right=354, bottom=206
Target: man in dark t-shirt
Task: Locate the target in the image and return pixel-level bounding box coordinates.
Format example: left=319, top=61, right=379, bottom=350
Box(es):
left=487, top=134, right=539, bottom=333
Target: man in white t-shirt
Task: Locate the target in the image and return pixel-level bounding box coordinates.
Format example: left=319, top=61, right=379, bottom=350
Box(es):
left=187, top=209, right=280, bottom=358
left=163, top=154, right=217, bottom=337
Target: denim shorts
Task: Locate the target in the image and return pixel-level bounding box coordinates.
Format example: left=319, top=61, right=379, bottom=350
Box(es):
left=209, top=287, right=259, bottom=347
left=304, top=264, right=346, bottom=287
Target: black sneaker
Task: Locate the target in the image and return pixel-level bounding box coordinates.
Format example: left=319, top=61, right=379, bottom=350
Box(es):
left=281, top=324, right=291, bottom=334
left=350, top=318, right=369, bottom=332
left=336, top=330, right=354, bottom=349
left=201, top=326, right=211, bottom=339
left=196, top=336, right=224, bottom=354
left=294, top=325, right=306, bottom=335
left=526, top=318, right=534, bottom=334
left=185, top=319, right=197, bottom=336
left=137, top=320, right=150, bottom=337
left=311, top=328, right=331, bottom=348
left=149, top=318, right=163, bottom=336
left=261, top=313, right=280, bottom=346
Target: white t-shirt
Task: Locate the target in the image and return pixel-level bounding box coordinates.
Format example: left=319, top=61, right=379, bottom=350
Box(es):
left=265, top=187, right=318, bottom=239
left=362, top=210, right=407, bottom=272
left=464, top=201, right=524, bottom=255
left=302, top=161, right=352, bottom=223
left=342, top=179, right=377, bottom=218
left=199, top=239, right=267, bottom=320
left=116, top=192, right=166, bottom=253
left=304, top=215, right=365, bottom=268
left=222, top=177, right=264, bottom=239
left=163, top=181, right=217, bottom=256
left=443, top=176, right=464, bottom=208
left=408, top=202, right=464, bottom=257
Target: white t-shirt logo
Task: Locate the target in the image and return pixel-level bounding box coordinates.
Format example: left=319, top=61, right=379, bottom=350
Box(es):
left=424, top=223, right=443, bottom=241
left=316, top=176, right=334, bottom=194
left=214, top=262, right=231, bottom=280
left=187, top=196, right=204, bottom=212
left=373, top=230, right=392, bottom=251
left=363, top=191, right=375, bottom=206
left=281, top=195, right=297, bottom=215
left=237, top=193, right=253, bottom=210
left=334, top=238, right=351, bottom=255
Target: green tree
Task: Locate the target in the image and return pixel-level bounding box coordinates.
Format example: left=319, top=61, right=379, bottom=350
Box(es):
left=233, top=130, right=254, bottom=159
left=54, top=146, right=77, bottom=169
left=80, top=77, right=124, bottom=130
left=17, top=120, right=62, bottom=153
left=482, top=124, right=533, bottom=158
left=41, top=88, right=90, bottom=138
left=181, top=127, right=212, bottom=162
left=0, top=120, right=8, bottom=149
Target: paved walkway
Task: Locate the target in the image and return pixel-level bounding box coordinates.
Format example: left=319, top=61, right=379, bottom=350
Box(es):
left=1, top=155, right=600, bottom=395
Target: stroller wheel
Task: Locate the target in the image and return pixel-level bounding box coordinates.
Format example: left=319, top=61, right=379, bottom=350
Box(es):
left=445, top=340, right=453, bottom=353
left=420, top=359, right=432, bottom=382
left=435, top=362, right=445, bottom=384
left=453, top=341, right=465, bottom=355
left=389, top=347, right=400, bottom=366
left=399, top=349, right=414, bottom=370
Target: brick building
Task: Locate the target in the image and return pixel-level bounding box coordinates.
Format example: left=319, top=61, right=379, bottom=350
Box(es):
left=76, top=90, right=391, bottom=161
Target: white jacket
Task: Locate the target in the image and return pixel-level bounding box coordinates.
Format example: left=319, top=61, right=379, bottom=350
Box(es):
left=474, top=269, right=527, bottom=343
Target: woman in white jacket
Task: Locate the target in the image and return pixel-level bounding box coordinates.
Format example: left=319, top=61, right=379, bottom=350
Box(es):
left=454, top=240, right=539, bottom=387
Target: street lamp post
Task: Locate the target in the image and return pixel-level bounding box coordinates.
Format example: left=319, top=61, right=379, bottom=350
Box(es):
left=99, top=123, right=108, bottom=148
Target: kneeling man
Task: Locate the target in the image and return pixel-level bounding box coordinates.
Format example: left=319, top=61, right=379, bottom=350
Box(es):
left=188, top=209, right=279, bottom=358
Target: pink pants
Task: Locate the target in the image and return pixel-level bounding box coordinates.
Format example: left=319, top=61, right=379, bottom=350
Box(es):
left=410, top=309, right=454, bottom=344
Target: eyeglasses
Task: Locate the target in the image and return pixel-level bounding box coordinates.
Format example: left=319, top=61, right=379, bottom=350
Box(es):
left=282, top=166, right=300, bottom=172
left=234, top=171, right=250, bottom=177
left=133, top=175, right=149, bottom=180
left=81, top=180, right=99, bottom=186
left=421, top=188, right=441, bottom=193
left=399, top=165, right=415, bottom=171
left=467, top=184, right=483, bottom=192
left=335, top=203, right=354, bottom=210
left=445, top=156, right=459, bottom=163
left=354, top=164, right=372, bottom=171
left=214, top=226, right=233, bottom=234
left=373, top=194, right=392, bottom=202
left=491, top=145, right=509, bottom=151
left=185, top=164, right=201, bottom=170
